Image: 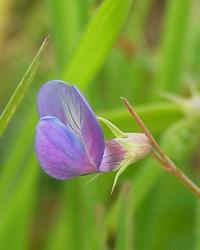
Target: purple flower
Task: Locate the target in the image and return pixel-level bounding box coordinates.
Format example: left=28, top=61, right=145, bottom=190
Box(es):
left=35, top=80, right=150, bottom=180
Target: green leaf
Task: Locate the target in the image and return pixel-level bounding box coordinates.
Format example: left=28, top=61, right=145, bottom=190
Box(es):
left=153, top=0, right=192, bottom=92
left=0, top=154, right=39, bottom=250
left=0, top=114, right=36, bottom=197
left=46, top=0, right=88, bottom=70
left=115, top=182, right=134, bottom=250
left=63, top=0, right=132, bottom=87
left=100, top=103, right=183, bottom=137
left=0, top=36, right=49, bottom=137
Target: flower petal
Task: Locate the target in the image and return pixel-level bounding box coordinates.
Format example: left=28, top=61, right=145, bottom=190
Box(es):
left=37, top=81, right=67, bottom=124
left=99, top=139, right=126, bottom=172
left=35, top=116, right=97, bottom=180
left=37, top=80, right=104, bottom=168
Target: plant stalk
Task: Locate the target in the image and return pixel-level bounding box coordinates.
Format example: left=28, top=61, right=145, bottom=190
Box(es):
left=120, top=96, right=200, bottom=199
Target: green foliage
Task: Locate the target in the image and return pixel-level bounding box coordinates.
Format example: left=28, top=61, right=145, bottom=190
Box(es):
left=63, top=0, right=132, bottom=88
left=153, top=0, right=192, bottom=92
left=115, top=182, right=134, bottom=250
left=46, top=0, right=88, bottom=71
left=135, top=116, right=200, bottom=250
left=0, top=36, right=49, bottom=136
left=1, top=0, right=200, bottom=250
left=195, top=201, right=200, bottom=250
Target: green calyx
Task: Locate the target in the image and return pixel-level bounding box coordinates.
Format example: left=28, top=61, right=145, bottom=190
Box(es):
left=98, top=116, right=151, bottom=193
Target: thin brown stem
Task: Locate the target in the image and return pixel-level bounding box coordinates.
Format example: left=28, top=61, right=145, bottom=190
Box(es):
left=120, top=97, right=167, bottom=162
left=120, top=96, right=200, bottom=199
left=151, top=150, right=167, bottom=167
left=151, top=151, right=200, bottom=198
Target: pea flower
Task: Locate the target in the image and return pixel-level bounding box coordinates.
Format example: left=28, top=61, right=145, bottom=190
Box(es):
left=35, top=80, right=151, bottom=186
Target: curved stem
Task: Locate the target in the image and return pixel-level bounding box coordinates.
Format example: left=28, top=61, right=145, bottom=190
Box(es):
left=121, top=96, right=200, bottom=199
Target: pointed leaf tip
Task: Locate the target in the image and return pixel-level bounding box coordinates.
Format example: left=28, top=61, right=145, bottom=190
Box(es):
left=97, top=116, right=126, bottom=137
left=0, top=36, right=49, bottom=136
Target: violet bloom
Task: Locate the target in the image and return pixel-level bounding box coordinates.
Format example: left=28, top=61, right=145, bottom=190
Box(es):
left=35, top=80, right=150, bottom=180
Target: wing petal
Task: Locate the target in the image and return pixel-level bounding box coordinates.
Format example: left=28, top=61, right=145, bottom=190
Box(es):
left=37, top=80, right=104, bottom=168
left=35, top=116, right=97, bottom=180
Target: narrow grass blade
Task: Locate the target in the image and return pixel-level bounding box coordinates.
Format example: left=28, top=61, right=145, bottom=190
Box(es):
left=0, top=153, right=39, bottom=250
left=100, top=103, right=183, bottom=137
left=46, top=0, right=88, bottom=70
left=126, top=0, right=152, bottom=43
left=63, top=0, right=132, bottom=87
left=91, top=204, right=107, bottom=250
left=153, top=0, right=192, bottom=91
left=0, top=36, right=49, bottom=136
left=0, top=113, right=36, bottom=197
left=115, top=182, right=134, bottom=250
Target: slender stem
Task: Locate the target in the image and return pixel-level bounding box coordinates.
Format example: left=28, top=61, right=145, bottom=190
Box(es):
left=151, top=150, right=167, bottom=167
left=151, top=151, right=200, bottom=199
left=120, top=97, right=167, bottom=163
left=120, top=96, right=200, bottom=199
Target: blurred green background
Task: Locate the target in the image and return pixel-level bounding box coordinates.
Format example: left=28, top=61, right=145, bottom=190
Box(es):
left=1, top=0, right=200, bottom=249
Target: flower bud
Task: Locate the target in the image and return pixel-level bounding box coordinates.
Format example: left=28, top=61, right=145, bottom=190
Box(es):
left=99, top=132, right=151, bottom=172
